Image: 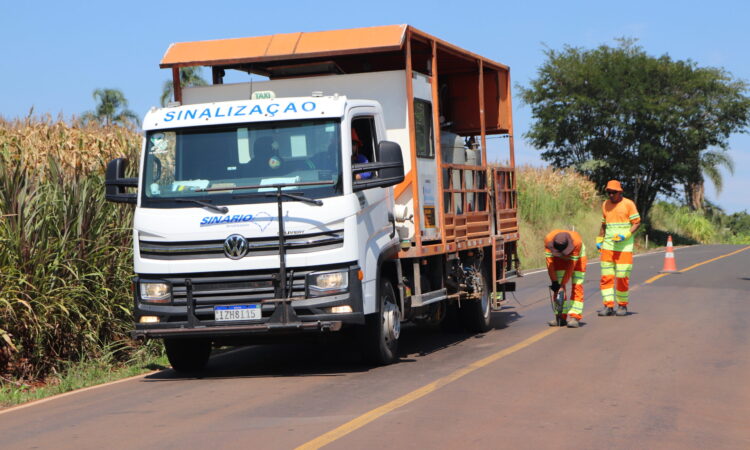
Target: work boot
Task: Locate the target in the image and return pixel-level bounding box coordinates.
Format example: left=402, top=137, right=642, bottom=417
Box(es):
left=598, top=306, right=615, bottom=317
left=566, top=317, right=580, bottom=328
left=548, top=317, right=566, bottom=327
left=616, top=305, right=628, bottom=316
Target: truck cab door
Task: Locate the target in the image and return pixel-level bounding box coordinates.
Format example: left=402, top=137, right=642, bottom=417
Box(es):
left=348, top=108, right=397, bottom=314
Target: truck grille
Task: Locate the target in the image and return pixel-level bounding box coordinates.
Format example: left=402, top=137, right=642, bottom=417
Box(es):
left=165, top=270, right=311, bottom=307
left=140, top=230, right=344, bottom=260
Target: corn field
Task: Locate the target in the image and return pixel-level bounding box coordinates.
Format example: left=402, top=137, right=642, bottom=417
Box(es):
left=0, top=117, right=140, bottom=381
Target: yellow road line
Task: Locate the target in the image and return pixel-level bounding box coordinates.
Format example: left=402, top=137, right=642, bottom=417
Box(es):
left=645, top=245, right=750, bottom=284
left=296, top=327, right=560, bottom=450
left=644, top=273, right=669, bottom=284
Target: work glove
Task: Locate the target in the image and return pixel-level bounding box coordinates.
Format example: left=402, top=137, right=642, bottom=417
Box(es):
left=611, top=230, right=632, bottom=242
left=550, top=280, right=561, bottom=293
left=595, top=236, right=604, bottom=250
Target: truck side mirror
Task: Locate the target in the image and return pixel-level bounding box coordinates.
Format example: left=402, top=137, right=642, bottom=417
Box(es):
left=105, top=158, right=138, bottom=204
left=375, top=141, right=405, bottom=184
left=353, top=141, right=405, bottom=191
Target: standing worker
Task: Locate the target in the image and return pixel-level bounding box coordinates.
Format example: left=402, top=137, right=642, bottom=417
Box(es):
left=544, top=230, right=587, bottom=328
left=597, top=180, right=641, bottom=317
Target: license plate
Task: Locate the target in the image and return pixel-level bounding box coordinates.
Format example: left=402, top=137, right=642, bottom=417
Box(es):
left=214, top=304, right=261, bottom=322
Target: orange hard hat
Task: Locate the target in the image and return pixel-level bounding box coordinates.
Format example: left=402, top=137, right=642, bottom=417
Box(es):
left=605, top=180, right=623, bottom=192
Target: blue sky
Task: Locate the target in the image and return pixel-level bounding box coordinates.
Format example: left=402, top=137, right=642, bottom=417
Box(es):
left=2, top=0, right=749, bottom=212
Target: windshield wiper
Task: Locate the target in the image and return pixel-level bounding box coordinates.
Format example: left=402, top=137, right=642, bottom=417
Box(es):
left=233, top=191, right=323, bottom=206
left=172, top=198, right=229, bottom=214
left=195, top=180, right=334, bottom=207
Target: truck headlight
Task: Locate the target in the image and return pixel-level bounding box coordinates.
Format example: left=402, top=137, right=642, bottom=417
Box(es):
left=307, top=270, right=349, bottom=296
left=140, top=281, right=171, bottom=303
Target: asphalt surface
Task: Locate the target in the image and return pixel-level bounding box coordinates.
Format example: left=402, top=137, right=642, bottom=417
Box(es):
left=1, top=245, right=749, bottom=449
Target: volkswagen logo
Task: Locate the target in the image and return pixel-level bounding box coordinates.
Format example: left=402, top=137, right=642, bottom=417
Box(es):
left=223, top=234, right=249, bottom=260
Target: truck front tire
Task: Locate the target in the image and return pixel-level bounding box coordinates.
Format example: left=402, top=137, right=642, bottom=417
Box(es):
left=164, top=338, right=212, bottom=373
left=361, top=278, right=400, bottom=365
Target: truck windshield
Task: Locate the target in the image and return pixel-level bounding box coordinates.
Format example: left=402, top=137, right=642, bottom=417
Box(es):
left=142, top=119, right=341, bottom=206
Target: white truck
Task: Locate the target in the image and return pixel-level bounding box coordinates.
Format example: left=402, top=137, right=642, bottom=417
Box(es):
left=106, top=25, right=520, bottom=371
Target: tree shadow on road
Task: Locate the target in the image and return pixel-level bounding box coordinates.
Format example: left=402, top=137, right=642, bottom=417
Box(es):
left=143, top=309, right=523, bottom=381
left=397, top=309, right=522, bottom=358
left=648, top=229, right=700, bottom=246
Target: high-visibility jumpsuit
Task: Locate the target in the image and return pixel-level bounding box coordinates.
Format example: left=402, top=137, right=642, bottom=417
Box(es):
left=544, top=230, right=587, bottom=320
left=600, top=197, right=640, bottom=307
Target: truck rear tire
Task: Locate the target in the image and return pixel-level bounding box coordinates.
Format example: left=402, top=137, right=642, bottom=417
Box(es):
left=361, top=278, right=400, bottom=365
left=164, top=338, right=212, bottom=373
left=460, top=267, right=492, bottom=333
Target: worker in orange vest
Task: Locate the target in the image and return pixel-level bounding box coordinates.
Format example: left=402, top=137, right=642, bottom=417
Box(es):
left=597, top=180, right=641, bottom=317
left=544, top=230, right=587, bottom=328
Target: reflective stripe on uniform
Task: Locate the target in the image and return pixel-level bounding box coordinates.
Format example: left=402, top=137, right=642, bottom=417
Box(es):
left=616, top=289, right=629, bottom=305
left=567, top=299, right=584, bottom=316
left=601, top=248, right=632, bottom=306
left=615, top=266, right=632, bottom=277
left=556, top=269, right=566, bottom=282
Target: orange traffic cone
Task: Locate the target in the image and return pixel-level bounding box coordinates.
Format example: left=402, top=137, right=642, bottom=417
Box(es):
left=660, top=235, right=678, bottom=273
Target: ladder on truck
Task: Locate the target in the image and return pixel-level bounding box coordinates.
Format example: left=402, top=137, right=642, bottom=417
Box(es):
left=491, top=167, right=519, bottom=310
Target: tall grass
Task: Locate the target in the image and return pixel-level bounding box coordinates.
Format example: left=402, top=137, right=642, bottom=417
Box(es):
left=649, top=201, right=717, bottom=244
left=516, top=166, right=603, bottom=269
left=0, top=117, right=140, bottom=381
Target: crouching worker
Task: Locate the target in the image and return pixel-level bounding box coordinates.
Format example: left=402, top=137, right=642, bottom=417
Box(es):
left=544, top=230, right=587, bottom=328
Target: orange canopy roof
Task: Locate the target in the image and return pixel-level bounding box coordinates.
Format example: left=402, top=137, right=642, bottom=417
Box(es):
left=160, top=25, right=409, bottom=68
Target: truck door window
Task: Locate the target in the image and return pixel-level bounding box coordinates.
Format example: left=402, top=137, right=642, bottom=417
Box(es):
left=351, top=117, right=376, bottom=179
left=414, top=99, right=435, bottom=158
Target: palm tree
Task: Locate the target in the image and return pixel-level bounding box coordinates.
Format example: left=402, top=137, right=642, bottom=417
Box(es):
left=161, top=67, right=208, bottom=106
left=686, top=149, right=735, bottom=211
left=81, top=89, right=140, bottom=127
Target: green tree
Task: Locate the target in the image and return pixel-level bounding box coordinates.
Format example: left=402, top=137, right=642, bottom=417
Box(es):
left=81, top=88, right=140, bottom=127
left=160, top=67, right=207, bottom=106
left=519, top=39, right=750, bottom=219
left=686, top=149, right=735, bottom=210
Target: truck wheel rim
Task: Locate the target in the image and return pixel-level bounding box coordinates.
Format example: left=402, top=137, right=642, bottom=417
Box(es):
left=481, top=287, right=489, bottom=317
left=383, top=300, right=400, bottom=341
left=480, top=271, right=490, bottom=320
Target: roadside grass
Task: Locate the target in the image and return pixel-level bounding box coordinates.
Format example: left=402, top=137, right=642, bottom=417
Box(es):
left=649, top=201, right=716, bottom=244
left=516, top=166, right=603, bottom=269
left=649, top=201, right=750, bottom=245
left=0, top=342, right=167, bottom=408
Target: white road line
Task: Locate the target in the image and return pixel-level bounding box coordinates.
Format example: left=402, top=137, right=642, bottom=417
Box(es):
left=0, top=370, right=158, bottom=416
left=0, top=345, right=258, bottom=415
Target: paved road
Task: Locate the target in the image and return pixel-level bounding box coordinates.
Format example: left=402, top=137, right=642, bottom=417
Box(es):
left=2, top=245, right=749, bottom=449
